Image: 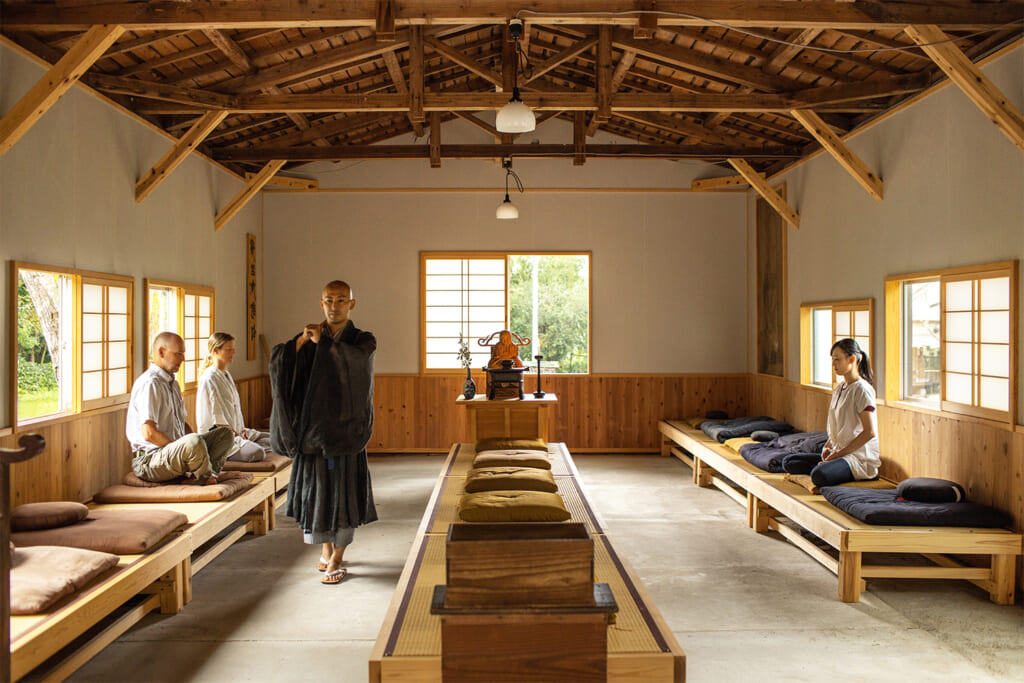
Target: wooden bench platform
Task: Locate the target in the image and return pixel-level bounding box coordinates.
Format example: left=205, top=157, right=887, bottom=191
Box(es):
left=659, top=419, right=1022, bottom=604
left=369, top=443, right=685, bottom=682
left=10, top=475, right=278, bottom=681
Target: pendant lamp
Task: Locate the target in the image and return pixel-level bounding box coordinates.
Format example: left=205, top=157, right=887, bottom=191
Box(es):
left=496, top=19, right=535, bottom=133
left=496, top=158, right=524, bottom=219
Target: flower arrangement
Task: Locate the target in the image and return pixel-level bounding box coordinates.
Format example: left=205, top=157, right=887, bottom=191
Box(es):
left=457, top=332, right=472, bottom=369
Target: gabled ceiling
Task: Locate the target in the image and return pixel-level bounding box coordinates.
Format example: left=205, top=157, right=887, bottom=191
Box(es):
left=2, top=1, right=1022, bottom=181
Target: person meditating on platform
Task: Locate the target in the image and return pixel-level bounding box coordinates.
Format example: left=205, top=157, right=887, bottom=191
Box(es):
left=782, top=338, right=879, bottom=487
left=270, top=280, right=378, bottom=585
left=197, top=331, right=272, bottom=463
left=126, top=332, right=235, bottom=485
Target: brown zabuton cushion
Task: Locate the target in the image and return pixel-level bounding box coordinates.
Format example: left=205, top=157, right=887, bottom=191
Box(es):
left=465, top=466, right=558, bottom=493
left=11, top=501, right=89, bottom=531
left=475, top=437, right=547, bottom=452
left=12, top=509, right=187, bottom=555
left=94, top=471, right=253, bottom=503
left=221, top=452, right=292, bottom=472
left=10, top=545, right=119, bottom=615
left=458, top=490, right=571, bottom=522
left=473, top=450, right=552, bottom=470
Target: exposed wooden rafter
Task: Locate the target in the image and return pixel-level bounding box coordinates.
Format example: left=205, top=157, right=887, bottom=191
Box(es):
left=214, top=159, right=286, bottom=231
left=906, top=24, right=1024, bottom=153
left=728, top=158, right=800, bottom=228
left=136, top=111, right=229, bottom=202
left=0, top=24, right=124, bottom=155
left=5, top=2, right=1019, bottom=31
left=790, top=109, right=883, bottom=200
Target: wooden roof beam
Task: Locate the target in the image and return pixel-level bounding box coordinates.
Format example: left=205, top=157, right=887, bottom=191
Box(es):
left=85, top=72, right=237, bottom=108
left=246, top=174, right=319, bottom=190
left=0, top=24, right=124, bottom=155
left=613, top=30, right=805, bottom=92
left=906, top=24, right=1024, bottom=153
left=383, top=51, right=425, bottom=137
left=429, top=111, right=442, bottom=168
left=523, top=35, right=599, bottom=84
left=790, top=109, right=883, bottom=200
left=128, top=81, right=923, bottom=115
left=136, top=111, right=229, bottom=202
left=213, top=143, right=803, bottom=162
left=409, top=27, right=425, bottom=123
left=690, top=175, right=748, bottom=190
left=425, top=35, right=503, bottom=88
left=201, top=29, right=254, bottom=73
left=376, top=0, right=396, bottom=42
left=5, top=2, right=1020, bottom=31
left=728, top=158, right=800, bottom=228
left=214, top=160, right=286, bottom=232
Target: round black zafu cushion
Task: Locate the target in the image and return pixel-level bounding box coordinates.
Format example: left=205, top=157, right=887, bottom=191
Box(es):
left=705, top=410, right=728, bottom=420
left=750, top=430, right=778, bottom=442
left=896, top=477, right=967, bottom=504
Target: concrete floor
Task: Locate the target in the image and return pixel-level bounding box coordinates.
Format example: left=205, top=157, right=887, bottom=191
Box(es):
left=67, top=454, right=1023, bottom=683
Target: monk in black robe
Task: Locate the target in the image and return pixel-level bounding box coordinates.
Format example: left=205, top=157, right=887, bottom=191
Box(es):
left=270, top=280, right=377, bottom=584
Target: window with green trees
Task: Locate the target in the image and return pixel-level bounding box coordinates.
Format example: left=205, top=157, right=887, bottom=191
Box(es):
left=13, top=262, right=134, bottom=423
left=422, top=252, right=590, bottom=373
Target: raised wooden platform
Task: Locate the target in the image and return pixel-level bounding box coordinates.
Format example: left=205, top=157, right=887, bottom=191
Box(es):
left=10, top=475, right=278, bottom=681
left=659, top=419, right=1022, bottom=604
left=369, top=442, right=685, bottom=682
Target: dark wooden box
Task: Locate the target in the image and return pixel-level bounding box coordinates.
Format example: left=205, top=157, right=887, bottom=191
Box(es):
left=444, top=522, right=594, bottom=607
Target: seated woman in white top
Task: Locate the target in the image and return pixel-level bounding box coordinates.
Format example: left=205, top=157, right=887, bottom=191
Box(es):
left=782, top=338, right=879, bottom=487
left=196, top=332, right=271, bottom=462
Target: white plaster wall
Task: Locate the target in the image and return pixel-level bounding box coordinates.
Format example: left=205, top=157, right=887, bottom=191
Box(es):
left=747, top=46, right=1024, bottom=421
left=0, top=42, right=263, bottom=429
left=262, top=184, right=748, bottom=374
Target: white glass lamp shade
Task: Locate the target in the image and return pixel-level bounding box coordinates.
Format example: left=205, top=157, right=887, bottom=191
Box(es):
left=496, top=98, right=535, bottom=133
left=496, top=196, right=519, bottom=219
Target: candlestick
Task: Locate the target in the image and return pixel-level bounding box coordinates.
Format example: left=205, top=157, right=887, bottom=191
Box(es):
left=533, top=355, right=545, bottom=398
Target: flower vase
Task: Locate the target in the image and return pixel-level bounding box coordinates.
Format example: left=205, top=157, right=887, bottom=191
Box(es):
left=462, top=367, right=477, bottom=399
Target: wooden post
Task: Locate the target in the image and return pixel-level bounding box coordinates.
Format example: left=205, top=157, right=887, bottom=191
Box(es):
left=1, top=434, right=47, bottom=683
left=837, top=550, right=863, bottom=602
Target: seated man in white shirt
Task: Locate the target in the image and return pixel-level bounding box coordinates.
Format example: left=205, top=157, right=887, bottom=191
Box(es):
left=126, top=331, right=235, bottom=485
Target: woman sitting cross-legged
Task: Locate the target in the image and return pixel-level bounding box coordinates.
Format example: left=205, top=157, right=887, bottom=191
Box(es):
left=197, top=332, right=272, bottom=462
left=782, top=338, right=879, bottom=487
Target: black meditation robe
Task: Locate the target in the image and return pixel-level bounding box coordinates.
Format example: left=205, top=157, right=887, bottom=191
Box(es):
left=270, top=320, right=378, bottom=535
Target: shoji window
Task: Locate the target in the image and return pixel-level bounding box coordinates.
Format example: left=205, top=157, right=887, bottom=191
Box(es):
left=12, top=262, right=134, bottom=424
left=885, top=261, right=1017, bottom=424
left=81, top=276, right=133, bottom=409
left=421, top=252, right=592, bottom=373
left=800, top=299, right=873, bottom=388
left=144, top=280, right=215, bottom=389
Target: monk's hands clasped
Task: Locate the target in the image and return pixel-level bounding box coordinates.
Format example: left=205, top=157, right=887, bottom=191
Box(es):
left=303, top=323, right=322, bottom=344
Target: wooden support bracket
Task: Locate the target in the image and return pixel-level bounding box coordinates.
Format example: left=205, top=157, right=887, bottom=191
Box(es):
left=214, top=159, right=286, bottom=232
left=906, top=24, right=1024, bottom=153
left=791, top=109, right=883, bottom=200
left=0, top=25, right=125, bottom=155
left=728, top=157, right=800, bottom=229
left=136, top=111, right=228, bottom=202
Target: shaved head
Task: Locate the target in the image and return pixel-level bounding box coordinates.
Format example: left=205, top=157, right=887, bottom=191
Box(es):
left=151, top=332, right=186, bottom=375
left=323, top=280, right=352, bottom=298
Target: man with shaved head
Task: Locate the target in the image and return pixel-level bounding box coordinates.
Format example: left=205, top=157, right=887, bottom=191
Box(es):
left=125, top=331, right=235, bottom=484
left=270, top=280, right=377, bottom=585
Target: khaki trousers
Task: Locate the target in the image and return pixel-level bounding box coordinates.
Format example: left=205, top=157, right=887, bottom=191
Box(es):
left=132, top=427, right=234, bottom=482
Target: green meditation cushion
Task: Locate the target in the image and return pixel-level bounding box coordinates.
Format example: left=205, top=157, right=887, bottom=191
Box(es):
left=458, top=490, right=571, bottom=522
left=464, top=466, right=558, bottom=493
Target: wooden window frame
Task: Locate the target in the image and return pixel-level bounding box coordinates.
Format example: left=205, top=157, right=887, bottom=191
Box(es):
left=420, top=251, right=593, bottom=375
left=885, top=260, right=1018, bottom=425
left=10, top=261, right=134, bottom=427
left=144, top=279, right=215, bottom=391
left=799, top=298, right=874, bottom=389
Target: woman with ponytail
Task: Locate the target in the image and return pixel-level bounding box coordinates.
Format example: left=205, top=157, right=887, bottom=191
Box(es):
left=197, top=332, right=271, bottom=462
left=782, top=338, right=880, bottom=486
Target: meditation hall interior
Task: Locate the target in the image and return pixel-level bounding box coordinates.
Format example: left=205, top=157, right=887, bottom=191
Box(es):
left=2, top=2, right=1024, bottom=682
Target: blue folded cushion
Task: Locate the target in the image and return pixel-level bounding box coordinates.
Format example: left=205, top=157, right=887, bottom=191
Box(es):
left=896, top=477, right=966, bottom=504
left=750, top=430, right=778, bottom=442
left=822, top=487, right=1011, bottom=528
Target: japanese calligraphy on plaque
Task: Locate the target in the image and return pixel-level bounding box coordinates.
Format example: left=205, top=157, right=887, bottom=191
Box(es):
left=246, top=233, right=258, bottom=360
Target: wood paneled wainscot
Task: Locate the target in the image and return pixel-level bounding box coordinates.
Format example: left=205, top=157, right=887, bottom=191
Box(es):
left=1, top=375, right=272, bottom=506
left=371, top=373, right=749, bottom=453
left=747, top=374, right=1024, bottom=593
